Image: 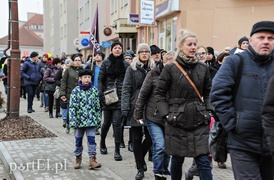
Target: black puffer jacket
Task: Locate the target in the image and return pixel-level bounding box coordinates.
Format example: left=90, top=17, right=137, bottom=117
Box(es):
left=134, top=63, right=164, bottom=126
left=121, top=59, right=155, bottom=127
left=98, top=55, right=129, bottom=110
left=155, top=57, right=213, bottom=157
left=262, top=73, right=274, bottom=156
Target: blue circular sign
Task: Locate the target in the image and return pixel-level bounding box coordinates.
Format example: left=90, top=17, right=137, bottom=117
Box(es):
left=81, top=38, right=89, bottom=46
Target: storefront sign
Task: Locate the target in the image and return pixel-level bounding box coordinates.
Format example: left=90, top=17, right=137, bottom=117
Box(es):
left=156, top=0, right=179, bottom=18
left=128, top=14, right=139, bottom=25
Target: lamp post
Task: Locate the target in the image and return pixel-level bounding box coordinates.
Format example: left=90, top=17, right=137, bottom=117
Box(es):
left=6, top=0, right=21, bottom=118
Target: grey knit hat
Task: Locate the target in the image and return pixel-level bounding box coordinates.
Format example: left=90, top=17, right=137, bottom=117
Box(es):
left=137, top=43, right=151, bottom=54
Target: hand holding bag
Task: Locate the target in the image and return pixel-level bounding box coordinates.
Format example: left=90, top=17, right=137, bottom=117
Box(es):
left=104, top=79, right=119, bottom=105
left=209, top=121, right=227, bottom=162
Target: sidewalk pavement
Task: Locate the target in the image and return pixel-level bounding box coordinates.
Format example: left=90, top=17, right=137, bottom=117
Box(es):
left=0, top=87, right=234, bottom=179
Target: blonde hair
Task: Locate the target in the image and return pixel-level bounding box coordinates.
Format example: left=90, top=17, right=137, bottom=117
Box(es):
left=163, top=50, right=176, bottom=63
left=178, top=29, right=197, bottom=46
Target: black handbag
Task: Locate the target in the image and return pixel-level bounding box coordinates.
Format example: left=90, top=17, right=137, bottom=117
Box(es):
left=44, top=82, right=56, bottom=93
left=209, top=122, right=227, bottom=162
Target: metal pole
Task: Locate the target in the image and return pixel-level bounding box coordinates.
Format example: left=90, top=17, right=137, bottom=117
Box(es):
left=7, top=0, right=20, bottom=118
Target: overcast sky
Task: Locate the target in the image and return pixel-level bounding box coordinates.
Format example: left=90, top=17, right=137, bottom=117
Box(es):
left=0, top=0, right=43, bottom=38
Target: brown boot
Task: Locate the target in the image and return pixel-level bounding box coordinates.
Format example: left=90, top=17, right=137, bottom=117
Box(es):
left=89, top=156, right=101, bottom=169
left=74, top=156, right=82, bottom=169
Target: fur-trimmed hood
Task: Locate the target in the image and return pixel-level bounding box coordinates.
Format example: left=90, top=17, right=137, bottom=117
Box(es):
left=130, top=56, right=155, bottom=71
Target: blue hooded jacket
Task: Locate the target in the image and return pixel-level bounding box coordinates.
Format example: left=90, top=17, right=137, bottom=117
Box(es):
left=20, top=57, right=42, bottom=86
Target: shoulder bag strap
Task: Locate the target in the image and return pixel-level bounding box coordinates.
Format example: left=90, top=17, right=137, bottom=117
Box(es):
left=174, top=61, right=204, bottom=103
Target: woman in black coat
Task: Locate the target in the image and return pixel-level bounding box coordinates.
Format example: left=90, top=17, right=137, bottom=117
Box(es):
left=121, top=43, right=155, bottom=180
left=134, top=50, right=175, bottom=179
left=155, top=29, right=214, bottom=180
left=98, top=41, right=129, bottom=161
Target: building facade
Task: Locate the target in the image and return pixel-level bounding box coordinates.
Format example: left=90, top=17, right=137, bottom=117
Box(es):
left=43, top=0, right=79, bottom=57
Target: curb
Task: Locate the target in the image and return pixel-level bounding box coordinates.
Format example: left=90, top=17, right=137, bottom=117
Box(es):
left=0, top=142, right=24, bottom=180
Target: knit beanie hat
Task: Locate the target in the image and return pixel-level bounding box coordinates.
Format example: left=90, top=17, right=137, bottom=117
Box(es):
left=30, top=52, right=39, bottom=58
left=137, top=43, right=151, bottom=54
left=43, top=53, right=48, bottom=58
left=65, top=58, right=72, bottom=64
left=78, top=69, right=92, bottom=77
left=150, top=45, right=161, bottom=55
left=207, top=47, right=214, bottom=55
left=124, top=52, right=132, bottom=58
left=111, top=40, right=123, bottom=51
left=250, top=21, right=274, bottom=36
left=238, top=36, right=249, bottom=45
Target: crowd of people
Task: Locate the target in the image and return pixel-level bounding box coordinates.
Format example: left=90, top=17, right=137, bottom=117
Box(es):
left=1, top=20, right=274, bottom=180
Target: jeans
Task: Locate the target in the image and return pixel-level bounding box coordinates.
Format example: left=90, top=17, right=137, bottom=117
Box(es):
left=74, top=127, right=97, bottom=158
left=62, top=108, right=68, bottom=120
left=131, top=126, right=152, bottom=167
left=25, top=85, right=38, bottom=110
left=44, top=93, right=49, bottom=107
left=147, top=120, right=170, bottom=175
left=171, top=155, right=212, bottom=180
left=229, top=149, right=273, bottom=180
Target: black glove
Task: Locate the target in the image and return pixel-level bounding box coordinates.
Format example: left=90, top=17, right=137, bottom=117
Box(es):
left=121, top=110, right=129, bottom=127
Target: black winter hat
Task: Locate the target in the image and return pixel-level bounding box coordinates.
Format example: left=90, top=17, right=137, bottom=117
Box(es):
left=30, top=52, right=39, bottom=58
left=95, top=51, right=105, bottom=60
left=150, top=45, right=161, bottom=55
left=78, top=69, right=93, bottom=77
left=124, top=52, right=132, bottom=58
left=238, top=36, right=249, bottom=45
left=250, top=21, right=274, bottom=36
left=111, top=40, right=123, bottom=51
left=207, top=47, right=214, bottom=55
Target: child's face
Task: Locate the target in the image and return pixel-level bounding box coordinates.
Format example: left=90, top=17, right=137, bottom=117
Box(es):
left=79, top=75, right=92, bottom=85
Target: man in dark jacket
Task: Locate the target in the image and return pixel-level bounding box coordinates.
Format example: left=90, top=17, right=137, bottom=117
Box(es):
left=21, top=52, right=42, bottom=113
left=210, top=21, right=274, bottom=179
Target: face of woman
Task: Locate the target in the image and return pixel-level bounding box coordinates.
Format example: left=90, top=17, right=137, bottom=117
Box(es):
left=74, top=57, right=82, bottom=67
left=178, top=37, right=197, bottom=57
left=138, top=48, right=150, bottom=62
left=240, top=41, right=249, bottom=50
left=112, top=45, right=123, bottom=57
left=206, top=53, right=213, bottom=61
left=196, top=47, right=207, bottom=63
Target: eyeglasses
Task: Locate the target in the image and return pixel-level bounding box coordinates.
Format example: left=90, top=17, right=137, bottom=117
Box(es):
left=138, top=51, right=150, bottom=54
left=196, top=52, right=206, bottom=57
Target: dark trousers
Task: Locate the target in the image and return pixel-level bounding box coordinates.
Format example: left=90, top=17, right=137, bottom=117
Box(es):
left=20, top=86, right=26, bottom=98
left=131, top=126, right=152, bottom=167
left=229, top=149, right=274, bottom=180
left=100, top=109, right=122, bottom=146
left=25, top=85, right=37, bottom=110
left=48, top=93, right=60, bottom=115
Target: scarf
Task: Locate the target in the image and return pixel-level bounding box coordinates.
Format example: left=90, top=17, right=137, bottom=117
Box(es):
left=78, top=81, right=92, bottom=90
left=247, top=45, right=274, bottom=63
left=107, top=53, right=125, bottom=79
left=178, top=51, right=199, bottom=65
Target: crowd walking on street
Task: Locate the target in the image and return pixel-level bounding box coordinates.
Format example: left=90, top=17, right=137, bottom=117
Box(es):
left=0, top=20, right=270, bottom=180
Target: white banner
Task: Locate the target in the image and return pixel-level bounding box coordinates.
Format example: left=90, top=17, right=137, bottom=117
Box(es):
left=140, top=0, right=154, bottom=25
